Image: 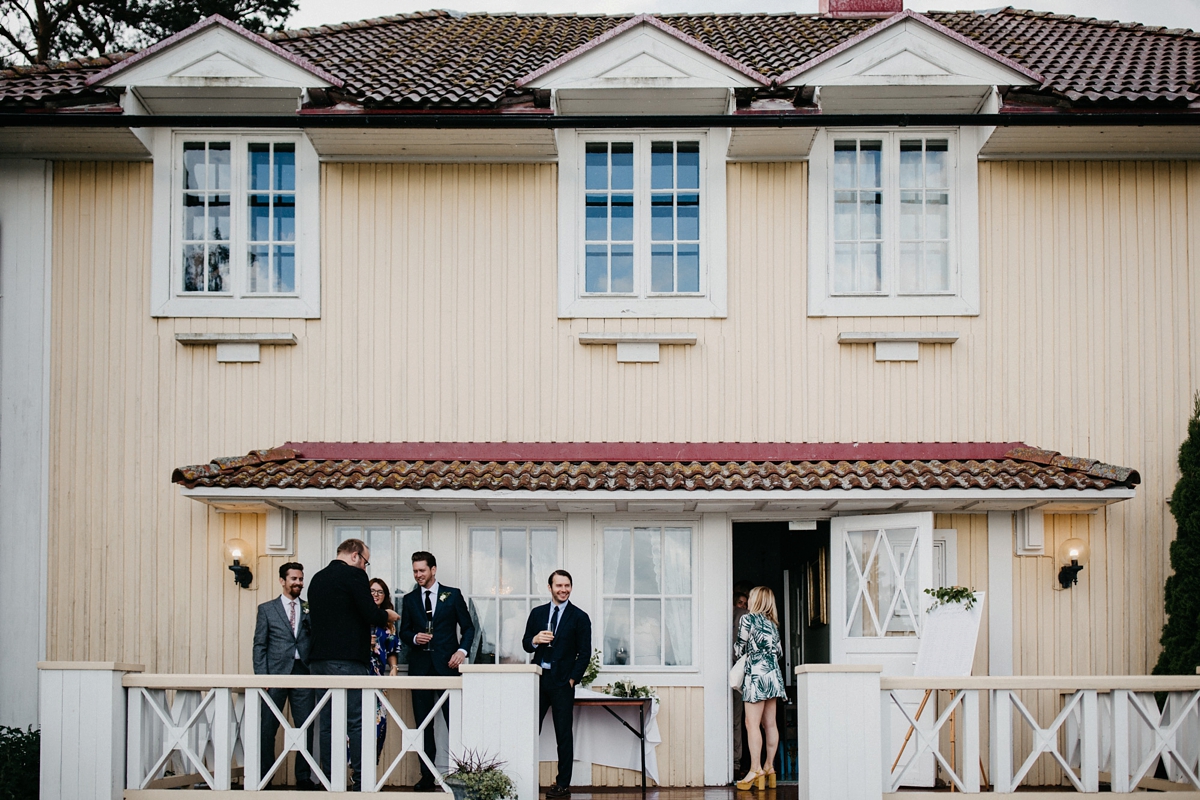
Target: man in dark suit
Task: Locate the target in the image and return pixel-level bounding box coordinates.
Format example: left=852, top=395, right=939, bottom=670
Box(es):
left=523, top=570, right=592, bottom=799
left=253, top=562, right=316, bottom=789
left=307, top=538, right=399, bottom=791
left=399, top=551, right=475, bottom=791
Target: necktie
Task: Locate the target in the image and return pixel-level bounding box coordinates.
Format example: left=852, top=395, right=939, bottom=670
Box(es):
left=549, top=605, right=560, bottom=635
left=288, top=600, right=296, bottom=634
left=424, top=590, right=433, bottom=620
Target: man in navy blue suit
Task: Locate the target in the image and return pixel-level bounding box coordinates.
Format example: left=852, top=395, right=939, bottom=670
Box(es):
left=399, top=551, right=475, bottom=791
left=523, top=570, right=592, bottom=799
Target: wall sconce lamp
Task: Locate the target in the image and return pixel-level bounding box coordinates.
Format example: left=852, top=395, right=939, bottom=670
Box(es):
left=1056, top=538, right=1090, bottom=590
left=224, top=538, right=254, bottom=589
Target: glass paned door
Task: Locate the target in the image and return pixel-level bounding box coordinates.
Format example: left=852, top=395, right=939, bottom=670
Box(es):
left=830, top=511, right=935, bottom=787
left=332, top=523, right=424, bottom=609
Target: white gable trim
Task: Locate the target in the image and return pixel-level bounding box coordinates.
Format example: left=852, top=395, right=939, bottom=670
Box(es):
left=781, top=11, right=1040, bottom=89
left=89, top=15, right=339, bottom=91
left=518, top=16, right=768, bottom=92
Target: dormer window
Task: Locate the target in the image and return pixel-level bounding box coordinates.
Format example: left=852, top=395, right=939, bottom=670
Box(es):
left=558, top=130, right=728, bottom=318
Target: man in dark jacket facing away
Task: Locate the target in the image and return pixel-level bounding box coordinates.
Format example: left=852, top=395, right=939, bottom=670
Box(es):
left=522, top=570, right=591, bottom=799
left=307, top=538, right=399, bottom=790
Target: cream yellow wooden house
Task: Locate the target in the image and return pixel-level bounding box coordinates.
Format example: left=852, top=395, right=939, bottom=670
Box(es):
left=2, top=0, right=1199, bottom=791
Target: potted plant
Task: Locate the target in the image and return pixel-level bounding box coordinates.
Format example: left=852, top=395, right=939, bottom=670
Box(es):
left=444, top=750, right=517, bottom=800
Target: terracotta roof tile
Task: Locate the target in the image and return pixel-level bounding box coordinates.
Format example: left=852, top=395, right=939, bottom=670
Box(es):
left=171, top=443, right=1140, bottom=492
left=4, top=7, right=1200, bottom=107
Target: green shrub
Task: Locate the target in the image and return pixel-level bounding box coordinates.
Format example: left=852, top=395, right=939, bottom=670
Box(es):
left=0, top=726, right=39, bottom=800
left=1156, top=393, right=1200, bottom=676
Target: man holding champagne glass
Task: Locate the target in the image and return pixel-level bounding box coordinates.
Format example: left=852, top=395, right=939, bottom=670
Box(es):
left=399, top=551, right=475, bottom=791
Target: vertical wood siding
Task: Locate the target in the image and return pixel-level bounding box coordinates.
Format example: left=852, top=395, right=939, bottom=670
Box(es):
left=46, top=159, right=1200, bottom=785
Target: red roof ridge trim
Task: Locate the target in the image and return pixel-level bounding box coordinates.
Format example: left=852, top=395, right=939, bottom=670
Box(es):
left=514, top=13, right=771, bottom=89
left=776, top=8, right=1044, bottom=86
left=84, top=14, right=345, bottom=88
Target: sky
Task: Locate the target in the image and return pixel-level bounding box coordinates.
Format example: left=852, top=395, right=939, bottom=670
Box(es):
left=289, top=0, right=1200, bottom=32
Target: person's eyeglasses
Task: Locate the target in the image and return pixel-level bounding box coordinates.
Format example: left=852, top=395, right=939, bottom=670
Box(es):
left=359, top=554, right=371, bottom=568
left=370, top=589, right=385, bottom=596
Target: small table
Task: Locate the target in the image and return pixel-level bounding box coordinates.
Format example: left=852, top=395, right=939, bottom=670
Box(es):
left=572, top=696, right=653, bottom=794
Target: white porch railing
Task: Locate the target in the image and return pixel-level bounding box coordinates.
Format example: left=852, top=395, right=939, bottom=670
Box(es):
left=795, top=666, right=1200, bottom=800
left=38, top=662, right=541, bottom=800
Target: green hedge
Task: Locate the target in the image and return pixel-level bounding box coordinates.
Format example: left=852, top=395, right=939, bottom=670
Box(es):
left=1156, top=393, right=1200, bottom=677
left=0, top=726, right=38, bottom=800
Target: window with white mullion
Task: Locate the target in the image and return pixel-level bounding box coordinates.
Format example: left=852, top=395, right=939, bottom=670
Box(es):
left=831, top=139, right=883, bottom=296
left=601, top=525, right=693, bottom=667
left=584, top=142, right=635, bottom=294
left=898, top=139, right=951, bottom=295
left=181, top=141, right=232, bottom=293
left=649, top=141, right=701, bottom=295
left=246, top=143, right=297, bottom=295
left=468, top=525, right=559, bottom=665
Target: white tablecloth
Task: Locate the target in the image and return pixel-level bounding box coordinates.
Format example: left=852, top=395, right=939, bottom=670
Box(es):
left=537, top=687, right=662, bottom=783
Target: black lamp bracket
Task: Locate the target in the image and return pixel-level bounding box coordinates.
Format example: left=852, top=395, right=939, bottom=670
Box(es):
left=1058, top=561, right=1084, bottom=590
left=229, top=561, right=253, bottom=589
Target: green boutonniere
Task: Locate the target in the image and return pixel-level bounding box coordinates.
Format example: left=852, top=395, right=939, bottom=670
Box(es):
left=439, top=592, right=451, bottom=603
left=301, top=601, right=310, bottom=615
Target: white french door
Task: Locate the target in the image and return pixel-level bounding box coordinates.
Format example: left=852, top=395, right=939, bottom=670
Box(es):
left=830, top=511, right=936, bottom=787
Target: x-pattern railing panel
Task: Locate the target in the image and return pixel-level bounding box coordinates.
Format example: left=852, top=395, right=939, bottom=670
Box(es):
left=242, top=687, right=329, bottom=791
left=127, top=687, right=229, bottom=790
left=885, top=688, right=980, bottom=792
left=361, top=688, right=459, bottom=793
left=1111, top=689, right=1200, bottom=791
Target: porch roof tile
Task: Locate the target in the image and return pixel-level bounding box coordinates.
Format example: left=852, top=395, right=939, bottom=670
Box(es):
left=171, top=442, right=1140, bottom=492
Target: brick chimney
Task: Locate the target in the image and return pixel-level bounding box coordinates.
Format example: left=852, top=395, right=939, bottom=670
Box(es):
left=819, top=0, right=902, bottom=17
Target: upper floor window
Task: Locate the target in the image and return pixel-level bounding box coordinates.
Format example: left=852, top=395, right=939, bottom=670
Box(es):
left=558, top=130, right=728, bottom=318
left=150, top=130, right=320, bottom=318
left=808, top=129, right=980, bottom=317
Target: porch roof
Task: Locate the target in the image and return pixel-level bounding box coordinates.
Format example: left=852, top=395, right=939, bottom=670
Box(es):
left=172, top=442, right=1139, bottom=507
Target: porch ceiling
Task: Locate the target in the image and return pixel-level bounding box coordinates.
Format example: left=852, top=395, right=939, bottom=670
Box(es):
left=172, top=442, right=1138, bottom=515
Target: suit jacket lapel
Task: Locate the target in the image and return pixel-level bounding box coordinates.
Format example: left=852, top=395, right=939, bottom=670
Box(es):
left=272, top=598, right=296, bottom=641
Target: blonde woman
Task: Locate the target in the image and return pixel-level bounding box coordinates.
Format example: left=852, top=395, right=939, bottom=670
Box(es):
left=734, top=586, right=786, bottom=791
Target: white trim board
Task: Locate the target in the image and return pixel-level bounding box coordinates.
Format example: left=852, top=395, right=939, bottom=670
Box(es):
left=0, top=160, right=53, bottom=728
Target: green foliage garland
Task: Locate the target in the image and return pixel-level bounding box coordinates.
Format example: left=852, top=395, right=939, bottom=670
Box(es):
left=608, top=678, right=657, bottom=699
left=1155, top=393, right=1200, bottom=676
left=0, top=726, right=39, bottom=800
left=923, top=586, right=977, bottom=611
left=580, top=649, right=602, bottom=688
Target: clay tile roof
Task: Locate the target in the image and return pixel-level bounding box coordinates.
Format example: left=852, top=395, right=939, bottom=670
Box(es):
left=171, top=442, right=1141, bottom=493
left=5, top=7, right=1200, bottom=108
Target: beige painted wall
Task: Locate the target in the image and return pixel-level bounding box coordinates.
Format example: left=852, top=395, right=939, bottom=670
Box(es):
left=46, top=158, right=1200, bottom=785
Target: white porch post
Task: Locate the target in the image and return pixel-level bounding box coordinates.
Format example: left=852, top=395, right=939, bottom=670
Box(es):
left=459, top=664, right=542, bottom=800
left=795, top=665, right=882, bottom=800
left=37, top=661, right=143, bottom=800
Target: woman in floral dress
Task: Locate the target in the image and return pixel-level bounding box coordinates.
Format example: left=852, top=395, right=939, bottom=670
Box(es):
left=734, top=586, right=786, bottom=790
left=369, top=578, right=401, bottom=759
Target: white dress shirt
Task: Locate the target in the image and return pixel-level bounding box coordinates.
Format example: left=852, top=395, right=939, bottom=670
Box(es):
left=540, top=598, right=569, bottom=669
left=279, top=594, right=302, bottom=659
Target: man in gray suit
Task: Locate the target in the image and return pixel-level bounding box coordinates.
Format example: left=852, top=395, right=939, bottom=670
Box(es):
left=253, top=562, right=316, bottom=789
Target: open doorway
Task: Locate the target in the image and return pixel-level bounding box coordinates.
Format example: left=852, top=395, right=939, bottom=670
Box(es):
left=732, top=521, right=830, bottom=782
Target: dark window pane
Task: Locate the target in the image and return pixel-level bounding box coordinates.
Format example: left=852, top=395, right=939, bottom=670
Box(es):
left=651, top=142, right=673, bottom=190
left=209, top=143, right=231, bottom=191
left=677, top=142, right=700, bottom=189
left=585, top=245, right=608, bottom=293
left=677, top=193, right=699, bottom=241
left=274, top=245, right=295, bottom=292
left=208, top=244, right=229, bottom=292
left=677, top=244, right=699, bottom=292
left=611, top=143, right=633, bottom=190
left=585, top=194, right=608, bottom=241
left=651, top=194, right=673, bottom=241
left=611, top=194, right=633, bottom=241
left=273, top=195, right=295, bottom=242
left=248, top=245, right=269, bottom=293
left=249, top=195, right=271, bottom=241
left=183, top=194, right=205, bottom=240
left=585, top=143, right=608, bottom=190
left=926, top=140, right=949, bottom=152
left=248, top=143, right=271, bottom=191
left=209, top=194, right=230, bottom=241
left=274, top=143, right=296, bottom=191
left=183, top=143, right=206, bottom=191
left=651, top=244, right=674, bottom=292
left=183, top=244, right=204, bottom=291
left=611, top=245, right=633, bottom=293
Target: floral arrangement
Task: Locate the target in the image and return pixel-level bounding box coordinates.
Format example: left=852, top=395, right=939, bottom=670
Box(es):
left=923, top=586, right=978, bottom=611
left=445, top=750, right=516, bottom=800
left=439, top=591, right=451, bottom=603
left=580, top=649, right=602, bottom=688
left=608, top=678, right=657, bottom=699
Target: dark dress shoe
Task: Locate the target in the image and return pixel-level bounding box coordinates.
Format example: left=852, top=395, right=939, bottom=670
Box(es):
left=414, top=777, right=437, bottom=792
left=546, top=785, right=571, bottom=798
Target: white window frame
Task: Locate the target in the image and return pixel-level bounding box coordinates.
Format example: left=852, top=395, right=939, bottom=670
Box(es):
left=459, top=518, right=565, bottom=666
left=808, top=126, right=981, bottom=317
left=149, top=128, right=321, bottom=318
left=596, top=518, right=699, bottom=672
left=556, top=128, right=729, bottom=318
left=325, top=518, right=429, bottom=605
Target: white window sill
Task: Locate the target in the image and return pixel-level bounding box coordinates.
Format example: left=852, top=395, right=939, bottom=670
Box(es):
left=154, top=296, right=320, bottom=319
left=811, top=294, right=978, bottom=318
left=579, top=332, right=698, bottom=363
left=837, top=331, right=959, bottom=362
left=175, top=331, right=298, bottom=363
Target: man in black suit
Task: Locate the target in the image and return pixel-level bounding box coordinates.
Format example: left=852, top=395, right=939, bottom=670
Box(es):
left=399, top=551, right=475, bottom=791
left=252, top=562, right=316, bottom=789
left=523, top=570, right=592, bottom=799
left=307, top=538, right=399, bottom=791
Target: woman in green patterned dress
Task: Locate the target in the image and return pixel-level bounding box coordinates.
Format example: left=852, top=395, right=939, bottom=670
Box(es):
left=734, top=586, right=786, bottom=790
